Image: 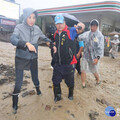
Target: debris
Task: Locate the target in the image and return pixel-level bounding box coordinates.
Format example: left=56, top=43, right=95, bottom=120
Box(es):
left=53, top=107, right=57, bottom=111
left=57, top=105, right=62, bottom=108
left=22, top=91, right=29, bottom=97
left=0, top=64, right=15, bottom=85
left=0, top=79, right=8, bottom=85
left=2, top=92, right=12, bottom=100
left=21, top=88, right=27, bottom=92
left=45, top=105, right=51, bottom=111
left=25, top=75, right=30, bottom=79
left=48, top=86, right=52, bottom=88
left=22, top=90, right=36, bottom=97
left=66, top=110, right=70, bottom=114
left=96, top=98, right=110, bottom=106
left=29, top=90, right=36, bottom=95
left=71, top=113, right=75, bottom=118
left=96, top=98, right=101, bottom=103
left=22, top=80, right=30, bottom=86
left=89, top=111, right=99, bottom=120
left=101, top=99, right=110, bottom=106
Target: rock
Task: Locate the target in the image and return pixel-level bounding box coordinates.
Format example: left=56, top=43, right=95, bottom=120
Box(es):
left=2, top=92, right=12, bottom=100
left=53, top=107, right=57, bottom=111
left=96, top=98, right=101, bottom=103
left=29, top=90, right=36, bottom=95
left=66, top=110, right=70, bottom=114
left=101, top=99, right=110, bottom=106
left=25, top=75, right=30, bottom=79
left=21, top=88, right=27, bottom=92
left=22, top=80, right=30, bottom=86
left=96, top=98, right=110, bottom=106
left=48, top=86, right=52, bottom=88
left=89, top=111, right=99, bottom=120
left=66, top=110, right=75, bottom=118
left=2, top=92, right=9, bottom=94
left=0, top=79, right=8, bottom=85
left=0, top=64, right=15, bottom=85
left=103, top=80, right=107, bottom=83
left=22, top=91, right=29, bottom=97
left=57, top=105, right=62, bottom=108
left=22, top=90, right=36, bottom=97
left=45, top=105, right=51, bottom=111
left=71, top=113, right=75, bottom=118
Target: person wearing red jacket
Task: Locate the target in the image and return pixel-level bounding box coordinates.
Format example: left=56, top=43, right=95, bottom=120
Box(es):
left=52, top=14, right=85, bottom=102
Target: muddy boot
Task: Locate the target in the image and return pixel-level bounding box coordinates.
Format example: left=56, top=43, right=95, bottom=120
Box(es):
left=35, top=86, right=42, bottom=95
left=68, top=87, right=74, bottom=100
left=12, top=95, right=18, bottom=114
left=53, top=84, right=61, bottom=103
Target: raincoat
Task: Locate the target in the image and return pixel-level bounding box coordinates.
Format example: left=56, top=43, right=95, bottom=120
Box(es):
left=109, top=38, right=119, bottom=58
left=77, top=20, right=104, bottom=73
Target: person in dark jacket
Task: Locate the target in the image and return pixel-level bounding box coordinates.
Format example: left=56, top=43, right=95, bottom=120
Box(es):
left=52, top=14, right=85, bottom=102
left=10, top=8, right=56, bottom=114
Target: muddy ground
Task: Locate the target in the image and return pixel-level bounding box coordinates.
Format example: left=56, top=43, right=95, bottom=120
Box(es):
left=0, top=41, right=120, bottom=120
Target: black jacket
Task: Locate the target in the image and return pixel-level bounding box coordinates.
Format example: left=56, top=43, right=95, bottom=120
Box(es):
left=53, top=25, right=77, bottom=65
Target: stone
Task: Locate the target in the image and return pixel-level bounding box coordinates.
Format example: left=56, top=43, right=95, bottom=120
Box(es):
left=45, top=105, right=51, bottom=111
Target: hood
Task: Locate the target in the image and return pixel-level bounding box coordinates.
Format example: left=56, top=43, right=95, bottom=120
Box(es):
left=23, top=8, right=38, bottom=26
left=89, top=19, right=101, bottom=37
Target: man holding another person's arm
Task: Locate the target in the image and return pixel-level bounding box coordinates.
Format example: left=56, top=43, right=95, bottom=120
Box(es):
left=52, top=14, right=85, bottom=102
left=10, top=8, right=56, bottom=114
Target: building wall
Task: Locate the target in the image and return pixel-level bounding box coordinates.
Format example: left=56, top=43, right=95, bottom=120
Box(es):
left=39, top=11, right=120, bottom=35
left=115, top=22, right=120, bottom=29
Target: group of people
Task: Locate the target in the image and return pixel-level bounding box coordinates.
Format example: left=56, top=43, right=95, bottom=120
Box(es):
left=10, top=8, right=104, bottom=114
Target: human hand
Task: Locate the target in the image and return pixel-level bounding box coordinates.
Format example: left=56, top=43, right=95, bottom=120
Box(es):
left=76, top=53, right=80, bottom=59
left=93, top=58, right=98, bottom=65
left=76, top=22, right=85, bottom=34
left=53, top=46, right=57, bottom=53
left=26, top=42, right=37, bottom=53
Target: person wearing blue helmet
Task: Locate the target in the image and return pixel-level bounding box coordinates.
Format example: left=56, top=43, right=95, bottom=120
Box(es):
left=52, top=14, right=85, bottom=102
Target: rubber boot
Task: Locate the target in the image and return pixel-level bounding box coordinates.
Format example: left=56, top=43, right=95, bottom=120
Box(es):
left=35, top=86, right=42, bottom=95
left=53, top=84, right=61, bottom=103
left=12, top=95, right=18, bottom=114
left=68, top=86, right=74, bottom=100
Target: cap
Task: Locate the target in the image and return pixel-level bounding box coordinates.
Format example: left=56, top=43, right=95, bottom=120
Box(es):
left=54, top=14, right=64, bottom=24
left=114, top=34, right=119, bottom=38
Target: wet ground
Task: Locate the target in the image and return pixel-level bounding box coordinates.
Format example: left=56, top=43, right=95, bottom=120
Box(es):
left=0, top=41, right=120, bottom=120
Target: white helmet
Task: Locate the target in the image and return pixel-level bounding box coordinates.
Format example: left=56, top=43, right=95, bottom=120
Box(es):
left=114, top=34, right=119, bottom=38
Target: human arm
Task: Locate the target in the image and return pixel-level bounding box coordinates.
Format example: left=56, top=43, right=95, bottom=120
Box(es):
left=39, top=28, right=57, bottom=53
left=10, top=25, right=27, bottom=50
left=76, top=41, right=84, bottom=59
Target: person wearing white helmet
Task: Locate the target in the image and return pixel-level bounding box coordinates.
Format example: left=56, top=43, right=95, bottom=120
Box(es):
left=109, top=34, right=120, bottom=59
